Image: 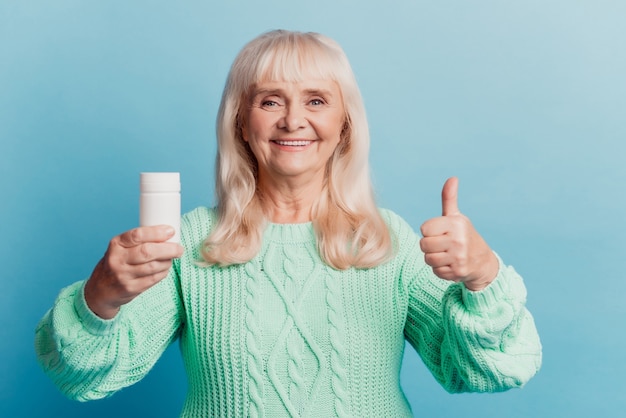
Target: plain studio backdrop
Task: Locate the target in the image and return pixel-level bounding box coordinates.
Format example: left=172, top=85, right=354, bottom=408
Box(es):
left=1, top=1, right=624, bottom=417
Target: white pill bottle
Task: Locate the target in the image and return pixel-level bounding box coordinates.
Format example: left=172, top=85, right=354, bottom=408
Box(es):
left=139, top=172, right=181, bottom=243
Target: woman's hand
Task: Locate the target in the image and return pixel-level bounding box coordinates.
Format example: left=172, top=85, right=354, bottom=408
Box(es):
left=84, top=226, right=184, bottom=319
left=419, top=177, right=499, bottom=291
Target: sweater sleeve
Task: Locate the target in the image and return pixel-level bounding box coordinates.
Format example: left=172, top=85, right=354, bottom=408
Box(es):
left=387, top=211, right=542, bottom=393
left=34, top=258, right=185, bottom=401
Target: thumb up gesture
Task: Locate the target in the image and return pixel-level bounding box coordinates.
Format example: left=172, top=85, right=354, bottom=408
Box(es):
left=419, top=177, right=499, bottom=291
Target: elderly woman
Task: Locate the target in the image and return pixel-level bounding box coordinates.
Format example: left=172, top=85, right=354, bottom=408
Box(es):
left=35, top=30, right=541, bottom=417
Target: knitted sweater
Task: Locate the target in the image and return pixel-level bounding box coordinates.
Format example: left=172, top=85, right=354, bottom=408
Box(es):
left=35, top=207, right=541, bottom=417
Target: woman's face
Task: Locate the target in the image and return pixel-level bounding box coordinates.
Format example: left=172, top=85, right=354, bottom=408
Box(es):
left=242, top=78, right=345, bottom=187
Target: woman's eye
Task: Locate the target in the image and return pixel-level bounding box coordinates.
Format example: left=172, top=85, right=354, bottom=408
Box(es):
left=261, top=100, right=278, bottom=107
left=309, top=99, right=325, bottom=106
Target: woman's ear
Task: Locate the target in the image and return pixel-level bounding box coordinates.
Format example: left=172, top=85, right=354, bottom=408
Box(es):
left=330, top=121, right=350, bottom=160
left=338, top=119, right=351, bottom=154
left=340, top=119, right=350, bottom=141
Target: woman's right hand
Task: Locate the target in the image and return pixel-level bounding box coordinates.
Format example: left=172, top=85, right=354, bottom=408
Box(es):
left=84, top=225, right=184, bottom=319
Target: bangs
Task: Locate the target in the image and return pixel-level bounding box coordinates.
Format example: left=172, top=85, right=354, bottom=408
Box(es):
left=250, top=32, right=345, bottom=88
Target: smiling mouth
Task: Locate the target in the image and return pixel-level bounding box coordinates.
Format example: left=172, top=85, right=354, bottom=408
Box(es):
left=271, top=140, right=313, bottom=147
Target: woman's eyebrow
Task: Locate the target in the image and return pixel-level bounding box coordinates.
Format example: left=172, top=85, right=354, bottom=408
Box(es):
left=302, top=88, right=333, bottom=97
left=250, top=87, right=335, bottom=101
left=252, top=88, right=282, bottom=97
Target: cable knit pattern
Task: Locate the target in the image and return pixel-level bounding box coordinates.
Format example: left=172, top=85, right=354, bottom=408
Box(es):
left=244, top=260, right=264, bottom=418
left=264, top=240, right=326, bottom=417
left=325, top=268, right=350, bottom=417
left=283, top=246, right=307, bottom=413
left=34, top=207, right=542, bottom=417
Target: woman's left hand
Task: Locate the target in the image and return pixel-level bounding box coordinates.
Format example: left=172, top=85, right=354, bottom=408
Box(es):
left=419, top=177, right=499, bottom=291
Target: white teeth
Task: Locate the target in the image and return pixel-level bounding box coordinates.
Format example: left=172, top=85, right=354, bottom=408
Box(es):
left=274, top=140, right=311, bottom=146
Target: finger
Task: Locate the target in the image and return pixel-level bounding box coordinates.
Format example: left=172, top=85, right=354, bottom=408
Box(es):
left=424, top=251, right=453, bottom=269
left=431, top=266, right=459, bottom=282
left=126, top=242, right=184, bottom=265
left=117, top=225, right=176, bottom=248
left=419, top=236, right=449, bottom=254
left=102, top=268, right=172, bottom=307
left=441, top=177, right=460, bottom=217
left=130, top=259, right=175, bottom=281
left=420, top=217, right=452, bottom=237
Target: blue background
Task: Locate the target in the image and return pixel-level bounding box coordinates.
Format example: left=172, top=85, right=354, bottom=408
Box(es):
left=2, top=1, right=625, bottom=417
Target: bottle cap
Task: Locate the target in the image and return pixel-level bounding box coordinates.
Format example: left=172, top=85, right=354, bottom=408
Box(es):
left=140, top=172, right=180, bottom=193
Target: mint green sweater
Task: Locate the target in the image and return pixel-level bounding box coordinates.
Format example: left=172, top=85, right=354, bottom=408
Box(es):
left=35, top=207, right=541, bottom=417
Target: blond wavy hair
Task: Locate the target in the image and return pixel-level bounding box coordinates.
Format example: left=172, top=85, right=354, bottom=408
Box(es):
left=201, top=30, right=393, bottom=269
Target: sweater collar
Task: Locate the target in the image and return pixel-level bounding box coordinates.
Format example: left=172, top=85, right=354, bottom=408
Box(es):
left=263, top=221, right=315, bottom=244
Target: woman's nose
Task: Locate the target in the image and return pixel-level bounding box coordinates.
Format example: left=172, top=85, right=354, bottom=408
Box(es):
left=279, top=103, right=306, bottom=131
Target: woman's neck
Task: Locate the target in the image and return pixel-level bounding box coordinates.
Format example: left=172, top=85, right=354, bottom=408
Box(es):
left=257, top=176, right=324, bottom=224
